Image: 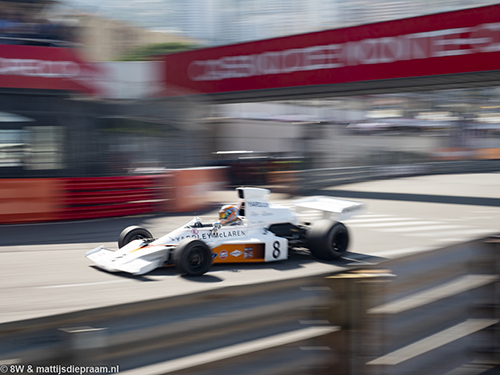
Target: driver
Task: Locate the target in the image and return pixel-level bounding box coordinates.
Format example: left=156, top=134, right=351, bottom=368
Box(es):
left=211, top=205, right=242, bottom=234
left=218, top=205, right=241, bottom=226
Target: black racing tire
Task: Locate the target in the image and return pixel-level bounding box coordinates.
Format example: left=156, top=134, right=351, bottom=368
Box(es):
left=118, top=226, right=153, bottom=248
left=174, top=238, right=212, bottom=276
left=306, top=220, right=349, bottom=261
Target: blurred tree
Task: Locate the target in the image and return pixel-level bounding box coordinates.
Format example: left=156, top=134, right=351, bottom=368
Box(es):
left=116, top=42, right=199, bottom=61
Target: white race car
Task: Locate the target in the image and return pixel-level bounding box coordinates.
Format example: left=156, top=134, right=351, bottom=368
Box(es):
left=86, top=187, right=364, bottom=276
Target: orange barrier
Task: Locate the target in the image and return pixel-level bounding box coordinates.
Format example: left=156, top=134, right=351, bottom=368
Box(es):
left=433, top=148, right=474, bottom=161
left=0, top=178, right=63, bottom=224
left=474, top=148, right=500, bottom=160
left=0, top=168, right=228, bottom=224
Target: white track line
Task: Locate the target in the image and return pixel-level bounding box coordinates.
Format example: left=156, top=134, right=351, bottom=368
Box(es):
left=38, top=280, right=129, bottom=289
left=412, top=228, right=494, bottom=238
left=355, top=214, right=393, bottom=218
left=346, top=217, right=414, bottom=224
left=377, top=224, right=465, bottom=233
left=352, top=220, right=439, bottom=228
left=374, top=246, right=434, bottom=258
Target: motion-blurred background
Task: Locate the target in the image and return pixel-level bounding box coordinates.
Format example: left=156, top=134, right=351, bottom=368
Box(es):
left=2, top=0, right=500, bottom=222
left=1, top=2, right=500, bottom=374
left=1, top=0, right=500, bottom=176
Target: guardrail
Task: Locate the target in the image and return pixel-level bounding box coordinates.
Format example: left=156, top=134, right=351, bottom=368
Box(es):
left=0, top=236, right=497, bottom=374
left=269, top=159, right=500, bottom=195
left=0, top=275, right=340, bottom=374
left=323, top=236, right=500, bottom=374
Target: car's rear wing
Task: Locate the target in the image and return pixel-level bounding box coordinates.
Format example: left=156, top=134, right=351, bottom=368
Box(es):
left=293, top=196, right=364, bottom=221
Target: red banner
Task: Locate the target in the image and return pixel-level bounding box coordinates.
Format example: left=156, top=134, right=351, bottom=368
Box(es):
left=0, top=45, right=106, bottom=95
left=163, top=4, right=500, bottom=95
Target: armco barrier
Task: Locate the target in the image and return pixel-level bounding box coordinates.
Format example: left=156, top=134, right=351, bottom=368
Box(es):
left=269, top=159, right=500, bottom=195
left=323, top=236, right=500, bottom=374
left=0, top=236, right=497, bottom=374
left=0, top=275, right=339, bottom=375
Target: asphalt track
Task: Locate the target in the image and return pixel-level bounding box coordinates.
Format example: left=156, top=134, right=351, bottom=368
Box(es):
left=1, top=173, right=499, bottom=324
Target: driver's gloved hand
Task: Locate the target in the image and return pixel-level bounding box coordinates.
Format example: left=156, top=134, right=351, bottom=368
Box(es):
left=211, top=222, right=222, bottom=235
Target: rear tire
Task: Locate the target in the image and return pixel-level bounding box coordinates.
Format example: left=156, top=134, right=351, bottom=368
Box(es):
left=174, top=238, right=212, bottom=276
left=307, top=220, right=349, bottom=260
left=118, top=226, right=153, bottom=248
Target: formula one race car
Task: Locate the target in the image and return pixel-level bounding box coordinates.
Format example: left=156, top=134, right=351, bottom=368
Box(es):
left=86, top=187, right=364, bottom=276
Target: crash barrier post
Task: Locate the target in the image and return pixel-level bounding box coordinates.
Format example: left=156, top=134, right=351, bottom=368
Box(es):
left=323, top=236, right=500, bottom=375
left=481, top=235, right=500, bottom=366
left=58, top=326, right=108, bottom=365
left=321, top=270, right=395, bottom=375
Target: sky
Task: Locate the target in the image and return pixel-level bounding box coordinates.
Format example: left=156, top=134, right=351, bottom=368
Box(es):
left=61, top=0, right=178, bottom=31
left=59, top=0, right=339, bottom=44
left=58, top=0, right=500, bottom=45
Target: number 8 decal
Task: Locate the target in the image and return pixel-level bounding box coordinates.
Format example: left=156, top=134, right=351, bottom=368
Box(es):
left=273, top=241, right=280, bottom=259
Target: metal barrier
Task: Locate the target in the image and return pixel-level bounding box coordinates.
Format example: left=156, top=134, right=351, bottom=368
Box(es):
left=269, top=160, right=500, bottom=195
left=0, top=275, right=340, bottom=375
left=323, top=236, right=500, bottom=374
left=0, top=236, right=497, bottom=374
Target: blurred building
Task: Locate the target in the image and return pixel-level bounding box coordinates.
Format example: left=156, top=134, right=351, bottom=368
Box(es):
left=68, top=13, right=198, bottom=62
left=0, top=0, right=208, bottom=177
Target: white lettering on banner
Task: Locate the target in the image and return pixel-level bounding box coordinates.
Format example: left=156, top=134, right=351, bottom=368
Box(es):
left=0, top=58, right=81, bottom=77
left=188, top=22, right=500, bottom=81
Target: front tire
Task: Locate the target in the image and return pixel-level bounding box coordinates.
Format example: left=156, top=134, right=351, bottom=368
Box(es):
left=306, top=220, right=349, bottom=260
left=118, top=226, right=153, bottom=248
left=174, top=238, right=212, bottom=276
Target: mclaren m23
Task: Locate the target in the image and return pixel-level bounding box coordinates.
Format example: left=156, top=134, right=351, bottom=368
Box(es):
left=86, top=188, right=364, bottom=276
